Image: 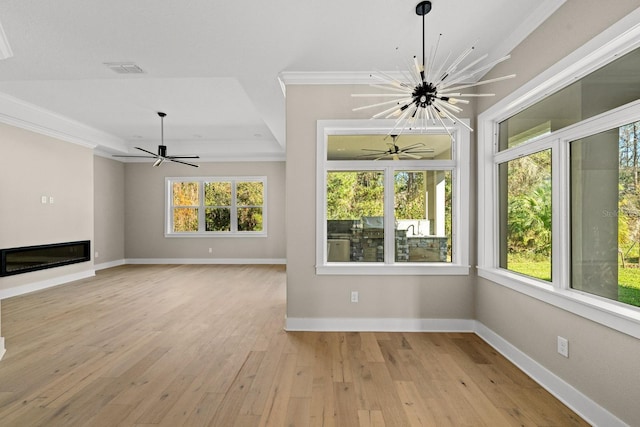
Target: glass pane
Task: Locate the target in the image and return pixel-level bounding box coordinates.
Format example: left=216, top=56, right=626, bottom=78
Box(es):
left=237, top=207, right=263, bottom=231
left=328, top=134, right=451, bottom=161
left=395, top=170, right=451, bottom=262
left=173, top=182, right=199, bottom=206
left=570, top=121, right=640, bottom=307
left=499, top=47, right=640, bottom=150
left=499, top=150, right=552, bottom=280
left=204, top=182, right=231, bottom=206
left=326, top=171, right=384, bottom=262
left=205, top=208, right=231, bottom=231
left=237, top=182, right=263, bottom=206
left=173, top=208, right=198, bottom=232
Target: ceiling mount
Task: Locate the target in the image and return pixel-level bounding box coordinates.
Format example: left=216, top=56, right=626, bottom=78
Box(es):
left=415, top=1, right=432, bottom=16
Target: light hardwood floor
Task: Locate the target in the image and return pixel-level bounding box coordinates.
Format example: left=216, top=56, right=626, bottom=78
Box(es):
left=0, top=264, right=587, bottom=426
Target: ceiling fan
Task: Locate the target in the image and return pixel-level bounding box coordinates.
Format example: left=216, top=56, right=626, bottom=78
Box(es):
left=113, top=112, right=200, bottom=167
left=358, top=135, right=435, bottom=160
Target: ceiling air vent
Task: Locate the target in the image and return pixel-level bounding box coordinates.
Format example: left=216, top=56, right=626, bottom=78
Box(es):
left=104, top=62, right=145, bottom=74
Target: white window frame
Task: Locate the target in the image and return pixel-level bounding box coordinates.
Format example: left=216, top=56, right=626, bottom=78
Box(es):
left=477, top=11, right=640, bottom=338
left=165, top=176, right=267, bottom=237
left=316, top=119, right=470, bottom=275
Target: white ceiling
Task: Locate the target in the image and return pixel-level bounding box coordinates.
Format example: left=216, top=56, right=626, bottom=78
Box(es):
left=0, top=0, right=565, bottom=162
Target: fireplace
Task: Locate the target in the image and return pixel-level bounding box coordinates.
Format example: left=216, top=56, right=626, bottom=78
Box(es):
left=0, top=241, right=91, bottom=277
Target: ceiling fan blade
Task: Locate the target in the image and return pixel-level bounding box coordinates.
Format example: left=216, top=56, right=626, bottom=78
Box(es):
left=399, top=142, right=425, bottom=150
left=112, top=154, right=157, bottom=158
left=166, top=155, right=200, bottom=159
left=404, top=148, right=435, bottom=153
left=169, top=158, right=199, bottom=168
left=361, top=149, right=388, bottom=153
left=403, top=152, right=422, bottom=159
left=134, top=147, right=161, bottom=157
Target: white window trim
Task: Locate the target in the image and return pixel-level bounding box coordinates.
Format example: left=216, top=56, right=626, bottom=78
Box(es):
left=165, top=176, right=267, bottom=238
left=478, top=10, right=640, bottom=338
left=316, top=119, right=470, bottom=275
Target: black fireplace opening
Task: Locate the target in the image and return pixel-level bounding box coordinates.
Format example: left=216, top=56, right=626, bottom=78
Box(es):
left=0, top=240, right=91, bottom=277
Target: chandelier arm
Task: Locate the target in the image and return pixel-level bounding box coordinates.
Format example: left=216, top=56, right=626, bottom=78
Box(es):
left=352, top=98, right=410, bottom=112
left=433, top=101, right=474, bottom=131
left=426, top=33, right=442, bottom=82
left=443, top=74, right=516, bottom=92
left=351, top=93, right=411, bottom=97
left=439, top=53, right=488, bottom=85
left=432, top=51, right=452, bottom=84
left=373, top=100, right=413, bottom=119
left=370, top=71, right=415, bottom=89
left=436, top=100, right=463, bottom=113
left=438, top=55, right=511, bottom=90
left=431, top=106, right=456, bottom=140
left=441, top=46, right=475, bottom=81
left=440, top=93, right=495, bottom=97
left=368, top=84, right=411, bottom=94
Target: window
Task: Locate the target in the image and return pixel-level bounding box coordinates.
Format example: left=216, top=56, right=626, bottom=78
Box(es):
left=166, top=177, right=266, bottom=236
left=478, top=22, right=640, bottom=337
left=317, top=120, right=469, bottom=275
left=571, top=122, right=640, bottom=307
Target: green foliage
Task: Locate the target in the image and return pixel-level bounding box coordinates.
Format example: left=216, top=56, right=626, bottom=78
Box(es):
left=394, top=171, right=426, bottom=219
left=173, top=182, right=199, bottom=232
left=327, top=171, right=384, bottom=220
left=505, top=150, right=552, bottom=257
left=205, top=182, right=231, bottom=206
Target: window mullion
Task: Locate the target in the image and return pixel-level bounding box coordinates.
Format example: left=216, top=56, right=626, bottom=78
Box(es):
left=198, top=180, right=205, bottom=232
left=230, top=180, right=238, bottom=232
left=384, top=167, right=395, bottom=264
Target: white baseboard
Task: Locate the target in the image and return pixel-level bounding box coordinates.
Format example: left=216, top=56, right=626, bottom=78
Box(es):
left=0, top=337, right=5, bottom=361
left=94, top=259, right=126, bottom=271
left=0, top=270, right=95, bottom=300
left=125, top=258, right=286, bottom=265
left=474, top=322, right=627, bottom=427
left=284, top=317, right=475, bottom=332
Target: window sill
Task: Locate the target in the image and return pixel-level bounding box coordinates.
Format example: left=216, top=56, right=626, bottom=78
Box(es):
left=477, top=266, right=640, bottom=339
left=316, top=263, right=470, bottom=276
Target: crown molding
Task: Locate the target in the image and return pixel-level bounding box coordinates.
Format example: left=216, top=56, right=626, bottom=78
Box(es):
left=0, top=91, right=127, bottom=151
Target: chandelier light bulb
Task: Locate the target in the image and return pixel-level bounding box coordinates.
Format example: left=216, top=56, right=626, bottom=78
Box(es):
left=352, top=0, right=515, bottom=140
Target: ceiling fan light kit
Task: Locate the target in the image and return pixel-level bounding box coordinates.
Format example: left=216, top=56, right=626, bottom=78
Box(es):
left=113, top=112, right=200, bottom=168
left=353, top=0, right=515, bottom=139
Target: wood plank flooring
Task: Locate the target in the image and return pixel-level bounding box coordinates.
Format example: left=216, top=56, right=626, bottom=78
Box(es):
left=0, top=264, right=588, bottom=426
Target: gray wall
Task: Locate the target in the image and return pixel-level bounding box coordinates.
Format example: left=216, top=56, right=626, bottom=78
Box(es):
left=477, top=1, right=640, bottom=425
left=124, top=160, right=286, bottom=260
left=94, top=156, right=125, bottom=266
left=0, top=122, right=94, bottom=292
left=285, top=85, right=475, bottom=321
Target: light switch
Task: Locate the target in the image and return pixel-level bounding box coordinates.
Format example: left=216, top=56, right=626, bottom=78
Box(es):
left=41, top=196, right=47, bottom=204
left=49, top=196, right=54, bottom=204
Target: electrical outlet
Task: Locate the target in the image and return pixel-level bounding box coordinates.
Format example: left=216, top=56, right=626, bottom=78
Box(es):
left=351, top=291, right=359, bottom=303
left=557, top=336, right=569, bottom=358
left=49, top=196, right=54, bottom=204
left=95, top=251, right=99, bottom=259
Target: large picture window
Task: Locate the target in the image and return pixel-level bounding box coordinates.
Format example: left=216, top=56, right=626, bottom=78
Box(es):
left=166, top=177, right=266, bottom=236
left=478, top=27, right=640, bottom=337
left=317, top=121, right=469, bottom=275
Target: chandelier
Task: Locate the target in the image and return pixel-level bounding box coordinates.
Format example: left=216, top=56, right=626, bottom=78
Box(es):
left=353, top=1, right=515, bottom=139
